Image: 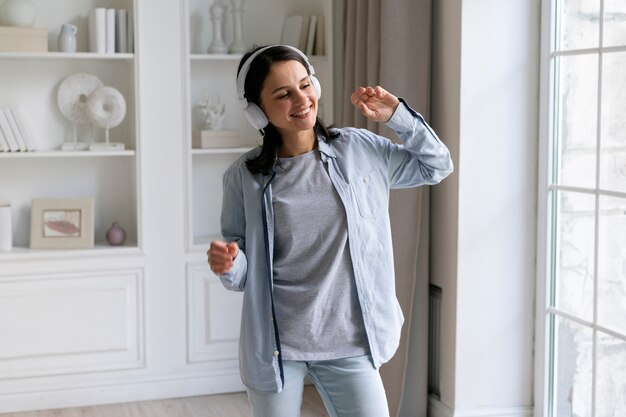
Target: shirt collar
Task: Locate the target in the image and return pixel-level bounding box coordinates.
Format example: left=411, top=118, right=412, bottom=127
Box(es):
left=317, top=137, right=336, bottom=159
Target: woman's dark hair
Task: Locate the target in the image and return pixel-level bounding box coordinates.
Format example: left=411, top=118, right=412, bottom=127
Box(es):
left=237, top=45, right=337, bottom=175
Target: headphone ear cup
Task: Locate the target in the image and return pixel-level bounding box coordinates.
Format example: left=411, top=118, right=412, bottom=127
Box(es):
left=243, top=103, right=269, bottom=130
left=311, top=76, right=321, bottom=99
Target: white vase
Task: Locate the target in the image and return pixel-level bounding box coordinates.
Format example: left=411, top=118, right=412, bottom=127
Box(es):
left=58, top=24, right=77, bottom=53
left=0, top=205, right=12, bottom=252
left=1, top=0, right=37, bottom=27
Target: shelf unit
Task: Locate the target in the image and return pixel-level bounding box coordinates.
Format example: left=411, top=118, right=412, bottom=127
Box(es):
left=0, top=0, right=140, bottom=254
left=182, top=0, right=334, bottom=252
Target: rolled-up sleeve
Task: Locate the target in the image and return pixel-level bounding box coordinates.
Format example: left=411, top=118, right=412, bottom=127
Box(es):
left=219, top=163, right=248, bottom=291
left=384, top=99, right=453, bottom=187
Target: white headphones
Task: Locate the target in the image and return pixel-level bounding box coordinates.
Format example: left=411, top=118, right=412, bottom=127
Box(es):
left=236, top=45, right=321, bottom=130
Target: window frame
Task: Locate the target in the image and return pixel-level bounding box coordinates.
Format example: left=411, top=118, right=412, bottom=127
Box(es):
left=536, top=1, right=626, bottom=416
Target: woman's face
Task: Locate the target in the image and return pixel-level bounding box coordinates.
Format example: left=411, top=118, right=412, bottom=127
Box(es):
left=259, top=60, right=318, bottom=136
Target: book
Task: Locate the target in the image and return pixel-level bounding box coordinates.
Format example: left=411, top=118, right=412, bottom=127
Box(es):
left=0, top=118, right=9, bottom=151
left=305, top=15, right=317, bottom=55
left=314, top=15, right=325, bottom=56
left=89, top=8, right=106, bottom=53
left=281, top=15, right=304, bottom=50
left=11, top=108, right=35, bottom=151
left=3, top=108, right=27, bottom=151
left=298, top=16, right=309, bottom=51
left=115, top=9, right=127, bottom=53
left=0, top=109, right=19, bottom=151
left=106, top=8, right=116, bottom=53
left=127, top=9, right=134, bottom=53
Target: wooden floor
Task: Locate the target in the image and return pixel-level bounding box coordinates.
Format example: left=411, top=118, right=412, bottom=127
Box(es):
left=1, top=387, right=328, bottom=417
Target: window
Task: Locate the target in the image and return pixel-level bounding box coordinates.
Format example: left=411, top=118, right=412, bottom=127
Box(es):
left=538, top=1, right=626, bottom=417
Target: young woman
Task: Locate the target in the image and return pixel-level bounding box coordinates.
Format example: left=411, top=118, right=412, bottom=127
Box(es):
left=207, top=45, right=453, bottom=417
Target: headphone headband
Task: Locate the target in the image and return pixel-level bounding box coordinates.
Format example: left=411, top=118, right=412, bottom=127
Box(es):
left=236, top=45, right=316, bottom=109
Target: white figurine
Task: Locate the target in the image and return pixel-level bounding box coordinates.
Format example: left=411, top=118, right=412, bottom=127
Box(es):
left=198, top=94, right=226, bottom=130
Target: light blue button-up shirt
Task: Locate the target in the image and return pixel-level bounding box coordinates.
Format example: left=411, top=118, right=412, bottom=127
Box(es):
left=218, top=99, right=453, bottom=393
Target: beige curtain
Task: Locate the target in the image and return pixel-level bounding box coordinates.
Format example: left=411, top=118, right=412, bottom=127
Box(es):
left=341, top=1, right=432, bottom=416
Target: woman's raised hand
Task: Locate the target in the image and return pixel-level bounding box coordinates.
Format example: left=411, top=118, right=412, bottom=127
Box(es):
left=350, top=86, right=400, bottom=123
left=207, top=240, right=239, bottom=274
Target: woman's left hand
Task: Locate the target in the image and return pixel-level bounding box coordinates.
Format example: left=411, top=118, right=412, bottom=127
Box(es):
left=350, top=86, right=400, bottom=123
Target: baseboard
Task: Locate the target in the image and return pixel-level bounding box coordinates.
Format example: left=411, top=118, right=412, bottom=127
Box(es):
left=0, top=370, right=245, bottom=414
left=428, top=395, right=533, bottom=417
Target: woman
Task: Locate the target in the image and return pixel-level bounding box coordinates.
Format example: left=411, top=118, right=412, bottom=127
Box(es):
left=208, top=45, right=452, bottom=417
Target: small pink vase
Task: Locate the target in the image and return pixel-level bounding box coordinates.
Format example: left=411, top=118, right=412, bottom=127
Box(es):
left=106, top=221, right=126, bottom=246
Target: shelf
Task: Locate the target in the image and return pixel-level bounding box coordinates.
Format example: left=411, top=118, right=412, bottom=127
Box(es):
left=0, top=52, right=134, bottom=61
left=190, top=54, right=242, bottom=61
left=0, top=150, right=136, bottom=158
left=0, top=243, right=142, bottom=262
left=191, top=147, right=254, bottom=155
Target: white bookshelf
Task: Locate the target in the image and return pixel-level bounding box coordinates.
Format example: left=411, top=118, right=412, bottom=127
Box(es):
left=0, top=0, right=140, bottom=252
left=182, top=0, right=334, bottom=250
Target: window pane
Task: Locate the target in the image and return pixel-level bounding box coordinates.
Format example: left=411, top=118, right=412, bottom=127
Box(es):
left=557, top=0, right=600, bottom=51
left=596, top=333, right=626, bottom=417
left=600, top=52, right=626, bottom=192
left=604, top=0, right=626, bottom=47
left=555, top=55, right=598, bottom=188
left=597, top=196, right=626, bottom=334
left=555, top=191, right=595, bottom=321
left=554, top=317, right=593, bottom=417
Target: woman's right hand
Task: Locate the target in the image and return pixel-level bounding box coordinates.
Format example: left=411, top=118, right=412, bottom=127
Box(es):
left=207, top=240, right=239, bottom=274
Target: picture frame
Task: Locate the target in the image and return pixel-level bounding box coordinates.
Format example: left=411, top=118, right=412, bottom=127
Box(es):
left=30, top=198, right=94, bottom=249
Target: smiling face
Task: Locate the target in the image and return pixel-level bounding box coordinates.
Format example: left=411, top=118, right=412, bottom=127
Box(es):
left=259, top=60, right=318, bottom=139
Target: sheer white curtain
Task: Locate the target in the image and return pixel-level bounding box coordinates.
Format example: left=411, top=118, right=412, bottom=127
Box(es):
left=341, top=1, right=433, bottom=416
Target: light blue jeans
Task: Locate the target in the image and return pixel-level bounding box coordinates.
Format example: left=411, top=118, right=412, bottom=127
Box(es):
left=246, top=354, right=390, bottom=417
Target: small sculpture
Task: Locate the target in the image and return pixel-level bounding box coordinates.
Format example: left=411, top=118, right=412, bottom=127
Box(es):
left=207, top=0, right=228, bottom=54
left=229, top=0, right=246, bottom=53
left=198, top=93, right=225, bottom=130
left=57, top=73, right=104, bottom=150
left=87, top=86, right=127, bottom=151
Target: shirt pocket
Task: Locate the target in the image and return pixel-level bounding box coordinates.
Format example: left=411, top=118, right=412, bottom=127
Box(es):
left=350, top=170, right=383, bottom=219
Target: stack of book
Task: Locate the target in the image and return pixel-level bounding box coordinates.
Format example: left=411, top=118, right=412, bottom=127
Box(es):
left=89, top=8, right=134, bottom=54
left=0, top=108, right=36, bottom=152
left=280, top=15, right=325, bottom=56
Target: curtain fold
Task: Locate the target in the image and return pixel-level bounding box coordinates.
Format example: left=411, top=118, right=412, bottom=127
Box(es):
left=341, top=1, right=432, bottom=416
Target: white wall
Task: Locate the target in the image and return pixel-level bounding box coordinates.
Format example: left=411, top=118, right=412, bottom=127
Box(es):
left=429, top=0, right=540, bottom=416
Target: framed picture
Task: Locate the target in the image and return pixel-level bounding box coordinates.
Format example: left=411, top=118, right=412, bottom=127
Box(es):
left=30, top=198, right=94, bottom=249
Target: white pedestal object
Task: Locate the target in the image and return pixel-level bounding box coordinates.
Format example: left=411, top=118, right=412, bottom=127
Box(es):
left=207, top=1, right=228, bottom=54
left=0, top=204, right=12, bottom=252
left=229, top=0, right=246, bottom=54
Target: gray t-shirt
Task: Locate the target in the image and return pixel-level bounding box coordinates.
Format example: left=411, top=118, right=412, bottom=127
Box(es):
left=271, top=148, right=370, bottom=361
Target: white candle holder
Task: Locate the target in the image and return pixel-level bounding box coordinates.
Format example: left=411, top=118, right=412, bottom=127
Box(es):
left=208, top=0, right=228, bottom=54
left=229, top=0, right=246, bottom=54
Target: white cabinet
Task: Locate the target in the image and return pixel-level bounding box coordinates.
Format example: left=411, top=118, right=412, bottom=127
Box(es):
left=182, top=0, right=334, bottom=250
left=0, top=0, right=336, bottom=412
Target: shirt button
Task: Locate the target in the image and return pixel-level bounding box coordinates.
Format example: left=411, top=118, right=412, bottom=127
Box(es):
left=363, top=176, right=369, bottom=183
left=273, top=350, right=280, bottom=357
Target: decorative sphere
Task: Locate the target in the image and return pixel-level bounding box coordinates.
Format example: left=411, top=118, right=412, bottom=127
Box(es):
left=1, top=0, right=37, bottom=27
left=106, top=222, right=126, bottom=246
